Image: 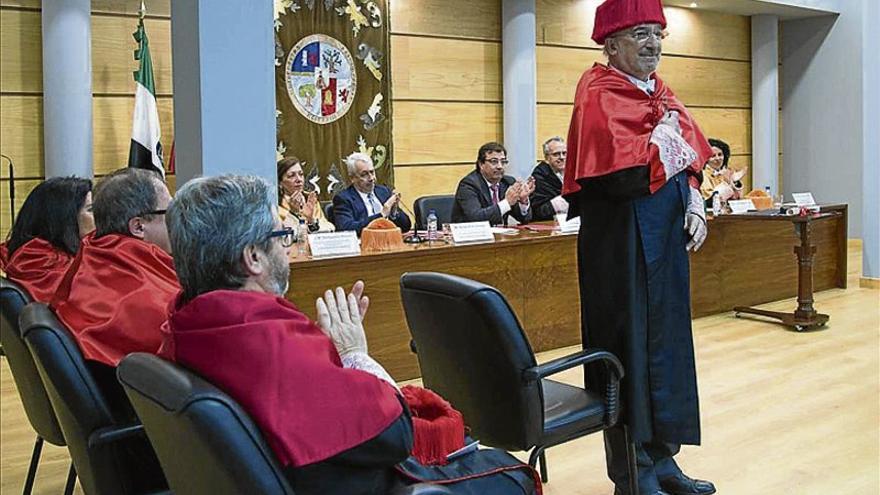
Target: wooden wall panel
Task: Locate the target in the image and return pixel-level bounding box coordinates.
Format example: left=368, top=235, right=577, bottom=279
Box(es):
left=92, top=0, right=171, bottom=17
left=391, top=35, right=501, bottom=102
left=393, top=101, right=501, bottom=165
left=0, top=179, right=40, bottom=239
left=0, top=96, right=43, bottom=178
left=93, top=96, right=175, bottom=175
left=0, top=9, right=41, bottom=93
left=390, top=0, right=500, bottom=40
left=0, top=95, right=174, bottom=178
left=537, top=45, right=751, bottom=107
left=537, top=1, right=750, bottom=61
left=393, top=164, right=473, bottom=211
left=91, top=16, right=173, bottom=95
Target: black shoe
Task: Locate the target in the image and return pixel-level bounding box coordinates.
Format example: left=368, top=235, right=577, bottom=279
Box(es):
left=658, top=473, right=716, bottom=495
left=614, top=489, right=672, bottom=495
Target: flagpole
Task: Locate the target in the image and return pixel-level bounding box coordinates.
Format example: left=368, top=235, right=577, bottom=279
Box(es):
left=139, top=0, right=146, bottom=20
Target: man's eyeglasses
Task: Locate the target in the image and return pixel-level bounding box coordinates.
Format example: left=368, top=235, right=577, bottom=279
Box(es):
left=617, top=28, right=666, bottom=44
left=135, top=209, right=166, bottom=218
left=549, top=151, right=567, bottom=158
left=267, top=228, right=296, bottom=248
left=484, top=158, right=510, bottom=166
left=356, top=169, right=377, bottom=179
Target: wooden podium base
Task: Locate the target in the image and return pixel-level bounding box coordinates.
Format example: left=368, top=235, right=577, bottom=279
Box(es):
left=733, top=306, right=830, bottom=332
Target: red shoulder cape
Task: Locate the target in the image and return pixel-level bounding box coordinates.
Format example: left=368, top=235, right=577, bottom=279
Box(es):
left=159, top=290, right=403, bottom=468
left=563, top=63, right=712, bottom=197
left=51, top=233, right=180, bottom=366
left=2, top=238, right=74, bottom=302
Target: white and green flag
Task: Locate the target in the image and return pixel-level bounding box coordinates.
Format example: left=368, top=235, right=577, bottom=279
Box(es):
left=128, top=11, right=164, bottom=177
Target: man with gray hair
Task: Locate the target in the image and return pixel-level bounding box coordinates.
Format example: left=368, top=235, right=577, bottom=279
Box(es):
left=52, top=167, right=179, bottom=368
left=332, top=152, right=411, bottom=235
left=160, top=174, right=414, bottom=493
left=529, top=136, right=569, bottom=221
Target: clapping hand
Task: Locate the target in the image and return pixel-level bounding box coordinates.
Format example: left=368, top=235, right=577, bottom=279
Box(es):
left=290, top=191, right=306, bottom=214
left=302, top=191, right=319, bottom=223
left=315, top=280, right=371, bottom=357
left=382, top=191, right=401, bottom=217
left=519, top=177, right=536, bottom=204
left=659, top=110, right=682, bottom=135
left=504, top=182, right=521, bottom=204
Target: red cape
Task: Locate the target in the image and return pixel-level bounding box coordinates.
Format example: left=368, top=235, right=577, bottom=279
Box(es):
left=159, top=290, right=403, bottom=468
left=2, top=238, right=74, bottom=302
left=51, top=233, right=180, bottom=366
left=563, top=63, right=712, bottom=198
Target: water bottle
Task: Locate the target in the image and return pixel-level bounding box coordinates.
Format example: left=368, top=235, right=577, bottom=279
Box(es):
left=711, top=192, right=722, bottom=217
left=764, top=185, right=771, bottom=196
left=297, top=218, right=308, bottom=256
left=426, top=209, right=438, bottom=245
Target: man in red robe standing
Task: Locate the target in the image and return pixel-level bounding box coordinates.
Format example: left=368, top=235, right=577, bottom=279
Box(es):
left=52, top=168, right=179, bottom=368
left=563, top=1, right=715, bottom=494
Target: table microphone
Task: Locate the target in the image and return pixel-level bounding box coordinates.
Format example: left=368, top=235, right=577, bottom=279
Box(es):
left=397, top=199, right=424, bottom=244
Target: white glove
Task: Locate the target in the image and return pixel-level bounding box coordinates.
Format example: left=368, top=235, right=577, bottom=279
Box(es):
left=550, top=195, right=569, bottom=214
left=685, top=186, right=707, bottom=252
left=316, top=286, right=368, bottom=357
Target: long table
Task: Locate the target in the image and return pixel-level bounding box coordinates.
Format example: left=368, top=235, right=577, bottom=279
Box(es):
left=286, top=204, right=847, bottom=380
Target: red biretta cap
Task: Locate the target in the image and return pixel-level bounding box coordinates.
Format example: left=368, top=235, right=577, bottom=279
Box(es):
left=591, top=0, right=667, bottom=45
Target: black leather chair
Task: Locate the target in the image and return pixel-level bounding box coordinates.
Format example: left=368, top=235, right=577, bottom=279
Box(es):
left=0, top=278, right=76, bottom=495
left=117, top=353, right=450, bottom=495
left=413, top=195, right=455, bottom=230
left=399, top=272, right=637, bottom=491
left=20, top=303, right=169, bottom=495
left=322, top=201, right=334, bottom=225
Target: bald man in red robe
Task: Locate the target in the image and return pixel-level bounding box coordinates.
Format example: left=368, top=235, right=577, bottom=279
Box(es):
left=52, top=168, right=179, bottom=368
left=563, top=1, right=715, bottom=495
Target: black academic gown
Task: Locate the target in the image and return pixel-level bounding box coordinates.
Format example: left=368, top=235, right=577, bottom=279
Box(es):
left=575, top=171, right=701, bottom=447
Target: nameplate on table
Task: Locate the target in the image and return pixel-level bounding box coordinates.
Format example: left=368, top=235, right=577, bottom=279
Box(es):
left=728, top=199, right=756, bottom=214
left=555, top=214, right=581, bottom=234
left=449, top=221, right=495, bottom=244
left=307, top=231, right=361, bottom=258
left=792, top=192, right=817, bottom=206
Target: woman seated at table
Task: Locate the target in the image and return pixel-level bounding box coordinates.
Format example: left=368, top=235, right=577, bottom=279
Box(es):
left=700, top=138, right=747, bottom=206
left=1, top=177, right=94, bottom=301
left=278, top=157, right=334, bottom=232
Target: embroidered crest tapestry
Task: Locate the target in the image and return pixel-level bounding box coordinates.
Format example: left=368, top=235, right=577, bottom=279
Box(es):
left=275, top=0, right=392, bottom=199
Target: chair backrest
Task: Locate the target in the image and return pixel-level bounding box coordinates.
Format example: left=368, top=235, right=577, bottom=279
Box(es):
left=413, top=195, right=455, bottom=230
left=322, top=201, right=334, bottom=224
left=399, top=272, right=543, bottom=451
left=0, top=278, right=66, bottom=446
left=117, top=353, right=296, bottom=495
left=20, top=303, right=158, bottom=495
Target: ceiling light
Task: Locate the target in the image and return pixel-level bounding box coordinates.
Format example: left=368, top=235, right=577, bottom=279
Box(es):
left=690, top=1, right=697, bottom=6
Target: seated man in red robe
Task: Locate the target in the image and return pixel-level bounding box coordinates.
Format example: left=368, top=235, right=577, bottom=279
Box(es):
left=160, top=175, right=538, bottom=495
left=1, top=177, right=94, bottom=301
left=51, top=168, right=179, bottom=367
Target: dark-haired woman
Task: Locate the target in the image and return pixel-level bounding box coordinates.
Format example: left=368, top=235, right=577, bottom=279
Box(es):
left=700, top=138, right=746, bottom=203
left=1, top=177, right=94, bottom=301
left=278, top=157, right=334, bottom=232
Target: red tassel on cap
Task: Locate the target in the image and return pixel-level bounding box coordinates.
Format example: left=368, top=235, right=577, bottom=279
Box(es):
left=401, top=385, right=466, bottom=466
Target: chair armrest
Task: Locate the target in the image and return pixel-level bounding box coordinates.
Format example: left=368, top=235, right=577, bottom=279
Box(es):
left=522, top=348, right=624, bottom=382
left=88, top=423, right=145, bottom=448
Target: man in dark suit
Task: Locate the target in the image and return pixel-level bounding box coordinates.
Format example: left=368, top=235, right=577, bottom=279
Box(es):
left=332, top=152, right=411, bottom=235
left=530, top=136, right=570, bottom=221
left=451, top=142, right=535, bottom=226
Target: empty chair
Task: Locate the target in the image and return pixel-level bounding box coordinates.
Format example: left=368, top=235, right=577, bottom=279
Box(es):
left=20, top=303, right=168, bottom=495
left=117, top=353, right=451, bottom=495
left=0, top=277, right=75, bottom=495
left=399, top=272, right=637, bottom=492
left=413, top=195, right=455, bottom=230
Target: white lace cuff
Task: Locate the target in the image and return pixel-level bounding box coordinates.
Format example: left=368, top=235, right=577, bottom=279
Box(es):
left=649, top=123, right=698, bottom=181
left=687, top=186, right=706, bottom=222
left=341, top=351, right=399, bottom=389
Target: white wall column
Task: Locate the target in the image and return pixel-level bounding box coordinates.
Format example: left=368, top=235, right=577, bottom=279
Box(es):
left=171, top=0, right=276, bottom=188
left=42, top=0, right=92, bottom=178
left=502, top=0, right=537, bottom=179
left=751, top=15, right=779, bottom=195
left=861, top=0, right=879, bottom=280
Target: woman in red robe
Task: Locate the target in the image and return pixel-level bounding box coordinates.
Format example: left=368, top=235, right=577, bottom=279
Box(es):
left=1, top=177, right=94, bottom=301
